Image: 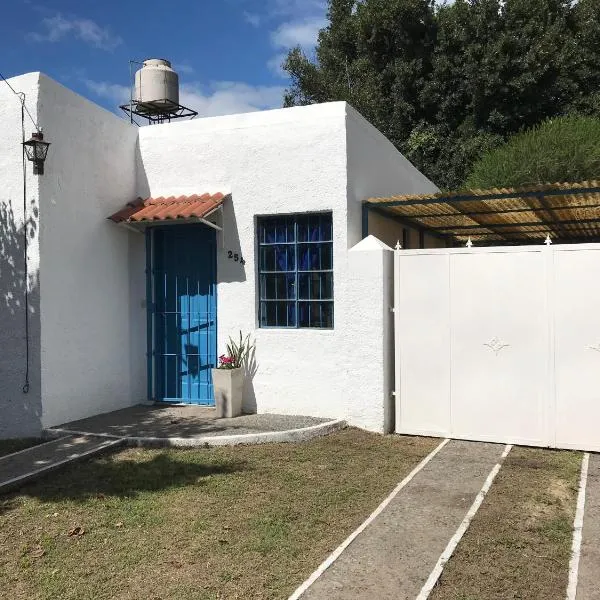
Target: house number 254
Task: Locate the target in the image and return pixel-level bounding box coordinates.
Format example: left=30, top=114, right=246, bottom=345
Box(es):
left=227, top=250, right=246, bottom=265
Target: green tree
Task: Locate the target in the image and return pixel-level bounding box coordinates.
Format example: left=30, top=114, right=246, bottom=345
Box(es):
left=284, top=0, right=437, bottom=156
left=283, top=0, right=594, bottom=189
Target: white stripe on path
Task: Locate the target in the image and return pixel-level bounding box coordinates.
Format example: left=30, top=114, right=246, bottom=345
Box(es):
left=287, top=437, right=451, bottom=600
left=566, top=452, right=590, bottom=600
left=416, top=443, right=513, bottom=600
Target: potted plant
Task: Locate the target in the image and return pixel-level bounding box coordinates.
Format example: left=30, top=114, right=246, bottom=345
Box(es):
left=212, top=332, right=254, bottom=418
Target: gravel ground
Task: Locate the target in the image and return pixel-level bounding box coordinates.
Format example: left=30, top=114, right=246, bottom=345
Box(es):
left=52, top=404, right=331, bottom=439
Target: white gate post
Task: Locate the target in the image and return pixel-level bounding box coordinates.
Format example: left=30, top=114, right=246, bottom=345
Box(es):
left=347, top=236, right=394, bottom=433
left=394, top=241, right=401, bottom=434
left=543, top=236, right=557, bottom=448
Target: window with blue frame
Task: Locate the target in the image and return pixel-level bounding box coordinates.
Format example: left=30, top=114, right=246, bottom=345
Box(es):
left=258, top=213, right=333, bottom=329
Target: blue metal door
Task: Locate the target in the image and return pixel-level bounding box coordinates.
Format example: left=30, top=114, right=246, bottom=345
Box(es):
left=148, top=225, right=217, bottom=405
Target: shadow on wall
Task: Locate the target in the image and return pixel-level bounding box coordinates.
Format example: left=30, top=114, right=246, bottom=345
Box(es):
left=135, top=136, right=150, bottom=201
left=243, top=345, right=258, bottom=414
left=218, top=198, right=246, bottom=284
left=0, top=199, right=42, bottom=438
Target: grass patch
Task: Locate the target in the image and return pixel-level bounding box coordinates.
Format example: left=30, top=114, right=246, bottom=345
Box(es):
left=0, top=429, right=437, bottom=600
left=0, top=439, right=44, bottom=458
left=430, top=446, right=582, bottom=600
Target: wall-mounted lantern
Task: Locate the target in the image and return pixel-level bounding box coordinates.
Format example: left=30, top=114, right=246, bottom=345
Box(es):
left=22, top=131, right=51, bottom=175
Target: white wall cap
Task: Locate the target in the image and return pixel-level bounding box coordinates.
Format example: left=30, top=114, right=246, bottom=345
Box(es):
left=349, top=235, right=393, bottom=252
left=139, top=100, right=348, bottom=137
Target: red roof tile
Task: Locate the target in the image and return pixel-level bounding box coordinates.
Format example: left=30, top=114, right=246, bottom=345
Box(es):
left=108, top=193, right=229, bottom=224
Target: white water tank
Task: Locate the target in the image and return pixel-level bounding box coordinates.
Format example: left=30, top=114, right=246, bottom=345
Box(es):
left=134, top=59, right=179, bottom=105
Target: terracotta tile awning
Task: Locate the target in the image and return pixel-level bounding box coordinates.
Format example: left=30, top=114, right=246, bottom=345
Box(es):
left=108, top=192, right=229, bottom=224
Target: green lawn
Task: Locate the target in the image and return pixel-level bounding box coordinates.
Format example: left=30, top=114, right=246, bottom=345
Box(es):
left=0, top=429, right=437, bottom=600
left=430, top=446, right=582, bottom=600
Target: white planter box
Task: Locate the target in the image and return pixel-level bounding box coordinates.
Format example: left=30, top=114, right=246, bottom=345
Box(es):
left=212, top=367, right=244, bottom=418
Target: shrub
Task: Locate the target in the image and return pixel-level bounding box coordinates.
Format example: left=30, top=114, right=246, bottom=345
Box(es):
left=465, top=115, right=600, bottom=189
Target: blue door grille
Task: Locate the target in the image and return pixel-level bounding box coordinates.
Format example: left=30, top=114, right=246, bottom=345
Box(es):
left=148, top=225, right=217, bottom=405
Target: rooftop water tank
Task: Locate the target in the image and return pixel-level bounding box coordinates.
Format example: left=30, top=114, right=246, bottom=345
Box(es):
left=134, top=59, right=179, bottom=106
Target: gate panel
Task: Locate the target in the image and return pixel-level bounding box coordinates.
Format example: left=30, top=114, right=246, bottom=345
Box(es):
left=396, top=252, right=451, bottom=436
left=554, top=248, right=600, bottom=451
left=449, top=250, right=547, bottom=446
left=393, top=245, right=600, bottom=449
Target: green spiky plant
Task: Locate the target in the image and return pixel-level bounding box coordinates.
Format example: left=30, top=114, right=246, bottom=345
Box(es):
left=217, top=332, right=254, bottom=370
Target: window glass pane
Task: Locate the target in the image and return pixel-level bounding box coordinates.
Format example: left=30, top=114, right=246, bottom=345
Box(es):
left=260, top=245, right=295, bottom=272
left=320, top=215, right=333, bottom=241
left=261, top=217, right=295, bottom=244
left=285, top=301, right=297, bottom=327
left=260, top=300, right=296, bottom=327
left=298, top=301, right=333, bottom=328
left=260, top=301, right=273, bottom=326
left=298, top=242, right=332, bottom=271
left=298, top=244, right=318, bottom=271
left=297, top=216, right=309, bottom=242
left=261, top=274, right=296, bottom=300
left=297, top=214, right=332, bottom=242
left=298, top=273, right=333, bottom=300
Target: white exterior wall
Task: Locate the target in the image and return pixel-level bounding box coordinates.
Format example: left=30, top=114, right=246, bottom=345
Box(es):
left=1, top=76, right=448, bottom=435
left=0, top=73, right=43, bottom=438
left=345, top=105, right=439, bottom=248
left=342, top=105, right=440, bottom=430
left=36, top=75, right=141, bottom=427
left=136, top=102, right=442, bottom=431
left=138, top=103, right=355, bottom=422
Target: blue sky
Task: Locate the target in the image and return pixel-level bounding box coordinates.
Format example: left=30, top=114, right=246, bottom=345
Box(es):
left=2, top=0, right=328, bottom=117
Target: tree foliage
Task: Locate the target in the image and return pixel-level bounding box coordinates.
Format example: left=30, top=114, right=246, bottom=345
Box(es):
left=465, top=115, right=600, bottom=188
left=283, top=0, right=600, bottom=189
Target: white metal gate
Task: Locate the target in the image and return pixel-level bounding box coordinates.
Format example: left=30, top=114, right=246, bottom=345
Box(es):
left=394, top=243, right=600, bottom=452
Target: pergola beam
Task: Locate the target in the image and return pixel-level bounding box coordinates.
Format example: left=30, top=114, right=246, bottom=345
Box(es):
left=369, top=185, right=600, bottom=208
left=402, top=201, right=600, bottom=220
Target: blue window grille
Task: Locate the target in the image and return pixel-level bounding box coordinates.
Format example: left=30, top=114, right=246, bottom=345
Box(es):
left=258, top=213, right=334, bottom=328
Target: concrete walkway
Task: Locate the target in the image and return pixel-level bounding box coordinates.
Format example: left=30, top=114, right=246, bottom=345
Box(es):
left=299, top=440, right=505, bottom=600
left=49, top=404, right=331, bottom=439
left=46, top=404, right=344, bottom=447
left=576, top=453, right=600, bottom=600
left=0, top=436, right=123, bottom=494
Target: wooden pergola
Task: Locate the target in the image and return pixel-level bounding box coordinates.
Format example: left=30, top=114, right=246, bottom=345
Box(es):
left=363, top=181, right=600, bottom=245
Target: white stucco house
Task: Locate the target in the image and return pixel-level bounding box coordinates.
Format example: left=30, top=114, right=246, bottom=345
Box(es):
left=0, top=71, right=443, bottom=440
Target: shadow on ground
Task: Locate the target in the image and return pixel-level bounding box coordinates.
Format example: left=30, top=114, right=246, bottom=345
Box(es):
left=55, top=404, right=327, bottom=439
left=1, top=451, right=247, bottom=508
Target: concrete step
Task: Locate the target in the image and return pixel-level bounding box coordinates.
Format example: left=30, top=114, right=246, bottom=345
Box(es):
left=0, top=435, right=124, bottom=494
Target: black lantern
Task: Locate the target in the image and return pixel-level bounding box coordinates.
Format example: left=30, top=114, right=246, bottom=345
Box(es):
left=23, top=131, right=51, bottom=175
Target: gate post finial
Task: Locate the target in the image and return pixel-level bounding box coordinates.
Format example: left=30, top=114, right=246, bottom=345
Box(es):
left=466, top=237, right=473, bottom=248
left=544, top=234, right=553, bottom=246
left=395, top=240, right=402, bottom=251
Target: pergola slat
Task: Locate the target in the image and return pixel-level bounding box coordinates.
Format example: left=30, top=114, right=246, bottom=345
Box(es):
left=365, top=181, right=600, bottom=244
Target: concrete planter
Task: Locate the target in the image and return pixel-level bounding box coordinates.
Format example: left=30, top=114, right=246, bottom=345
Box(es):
left=212, top=367, right=244, bottom=418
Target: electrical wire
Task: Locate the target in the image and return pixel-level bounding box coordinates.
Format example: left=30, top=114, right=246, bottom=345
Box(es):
left=20, top=99, right=30, bottom=394
left=1, top=70, right=32, bottom=394
left=0, top=71, right=39, bottom=132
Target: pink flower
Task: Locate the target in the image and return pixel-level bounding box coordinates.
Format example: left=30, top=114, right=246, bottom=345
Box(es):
left=219, top=354, right=235, bottom=367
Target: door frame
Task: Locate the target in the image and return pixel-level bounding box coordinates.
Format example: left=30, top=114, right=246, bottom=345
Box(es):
left=145, top=224, right=218, bottom=404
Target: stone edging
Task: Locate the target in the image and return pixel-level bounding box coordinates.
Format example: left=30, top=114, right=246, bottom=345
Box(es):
left=0, top=437, right=125, bottom=495
left=43, top=419, right=347, bottom=448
